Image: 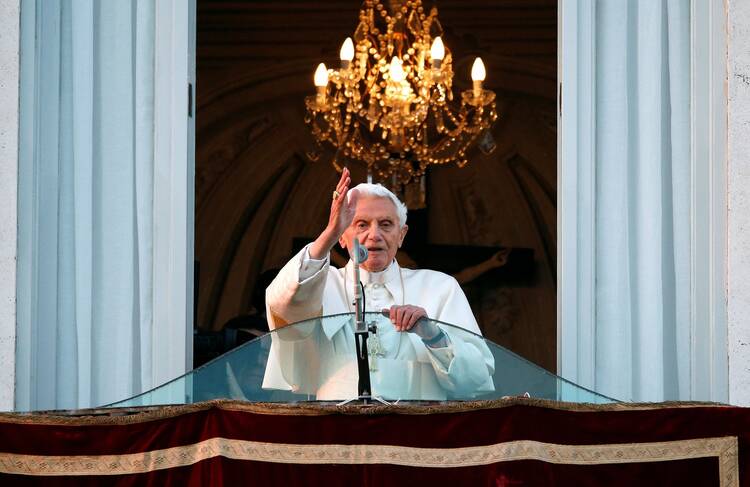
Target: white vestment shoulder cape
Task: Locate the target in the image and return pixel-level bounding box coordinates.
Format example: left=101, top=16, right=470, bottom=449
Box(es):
left=262, top=245, right=495, bottom=400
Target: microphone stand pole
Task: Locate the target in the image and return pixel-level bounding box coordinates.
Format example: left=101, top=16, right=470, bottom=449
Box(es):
left=340, top=239, right=389, bottom=406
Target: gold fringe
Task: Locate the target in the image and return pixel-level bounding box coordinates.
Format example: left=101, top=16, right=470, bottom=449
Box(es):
left=0, top=397, right=734, bottom=426
left=0, top=435, right=739, bottom=484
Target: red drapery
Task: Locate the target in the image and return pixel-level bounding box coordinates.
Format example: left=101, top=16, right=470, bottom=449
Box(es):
left=0, top=399, right=747, bottom=486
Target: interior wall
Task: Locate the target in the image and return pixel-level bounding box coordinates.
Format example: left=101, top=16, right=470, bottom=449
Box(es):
left=195, top=0, right=558, bottom=370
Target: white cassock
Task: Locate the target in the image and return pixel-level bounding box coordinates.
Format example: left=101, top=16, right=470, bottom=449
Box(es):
left=262, top=245, right=495, bottom=400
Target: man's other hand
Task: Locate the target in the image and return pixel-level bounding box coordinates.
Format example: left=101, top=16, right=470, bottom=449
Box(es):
left=383, top=305, right=436, bottom=336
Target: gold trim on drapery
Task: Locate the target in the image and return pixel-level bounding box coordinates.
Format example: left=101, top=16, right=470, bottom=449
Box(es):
left=0, top=435, right=738, bottom=485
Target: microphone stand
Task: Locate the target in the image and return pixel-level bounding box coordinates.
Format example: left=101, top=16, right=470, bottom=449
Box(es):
left=339, top=239, right=390, bottom=406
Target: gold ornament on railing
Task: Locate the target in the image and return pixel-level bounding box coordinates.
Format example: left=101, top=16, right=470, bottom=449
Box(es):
left=304, top=0, right=497, bottom=186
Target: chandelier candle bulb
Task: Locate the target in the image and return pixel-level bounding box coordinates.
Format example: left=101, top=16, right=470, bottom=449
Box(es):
left=430, top=37, right=444, bottom=69
left=389, top=57, right=406, bottom=83
left=314, top=63, right=329, bottom=104
left=340, top=37, right=355, bottom=69
left=471, top=57, right=486, bottom=99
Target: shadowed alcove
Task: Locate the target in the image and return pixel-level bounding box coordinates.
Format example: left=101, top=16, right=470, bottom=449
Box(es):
left=195, top=0, right=557, bottom=371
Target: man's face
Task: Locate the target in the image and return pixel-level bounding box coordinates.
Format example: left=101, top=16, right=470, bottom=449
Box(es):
left=339, top=196, right=408, bottom=272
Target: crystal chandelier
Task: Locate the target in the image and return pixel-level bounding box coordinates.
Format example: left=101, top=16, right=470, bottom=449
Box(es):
left=305, top=0, right=497, bottom=186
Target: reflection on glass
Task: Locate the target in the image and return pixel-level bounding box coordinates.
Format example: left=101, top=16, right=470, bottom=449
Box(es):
left=263, top=313, right=494, bottom=401
left=108, top=313, right=616, bottom=407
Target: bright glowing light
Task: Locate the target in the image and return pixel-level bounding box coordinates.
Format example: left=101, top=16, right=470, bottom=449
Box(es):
left=389, top=57, right=405, bottom=82
left=314, top=63, right=329, bottom=87
left=430, top=37, right=445, bottom=61
left=471, top=57, right=486, bottom=82
left=340, top=37, right=354, bottom=62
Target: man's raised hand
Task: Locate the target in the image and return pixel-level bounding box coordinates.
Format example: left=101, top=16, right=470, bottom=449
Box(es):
left=328, top=167, right=358, bottom=238
left=310, top=167, right=358, bottom=260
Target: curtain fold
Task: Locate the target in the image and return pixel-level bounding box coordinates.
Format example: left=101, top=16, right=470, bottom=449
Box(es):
left=593, top=0, right=690, bottom=402
left=19, top=0, right=156, bottom=410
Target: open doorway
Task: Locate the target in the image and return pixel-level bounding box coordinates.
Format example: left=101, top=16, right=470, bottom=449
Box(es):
left=193, top=0, right=558, bottom=371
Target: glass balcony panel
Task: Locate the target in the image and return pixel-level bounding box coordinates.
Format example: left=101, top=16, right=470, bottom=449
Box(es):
left=108, top=313, right=616, bottom=407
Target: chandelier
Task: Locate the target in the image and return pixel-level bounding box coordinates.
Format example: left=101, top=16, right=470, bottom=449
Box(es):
left=305, top=0, right=498, bottom=187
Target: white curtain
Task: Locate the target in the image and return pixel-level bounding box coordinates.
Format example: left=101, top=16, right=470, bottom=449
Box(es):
left=17, top=0, right=157, bottom=410
left=593, top=0, right=691, bottom=401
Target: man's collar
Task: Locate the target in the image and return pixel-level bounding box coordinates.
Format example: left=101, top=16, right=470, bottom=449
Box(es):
left=344, top=259, right=400, bottom=285
left=323, top=260, right=403, bottom=340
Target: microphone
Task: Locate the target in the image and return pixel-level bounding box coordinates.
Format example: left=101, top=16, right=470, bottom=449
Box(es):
left=353, top=239, right=367, bottom=324
left=353, top=240, right=368, bottom=264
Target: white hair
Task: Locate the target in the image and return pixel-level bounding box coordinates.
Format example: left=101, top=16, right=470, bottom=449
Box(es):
left=350, top=183, right=408, bottom=228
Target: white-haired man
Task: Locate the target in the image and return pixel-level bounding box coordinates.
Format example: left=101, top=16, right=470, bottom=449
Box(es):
left=263, top=168, right=494, bottom=400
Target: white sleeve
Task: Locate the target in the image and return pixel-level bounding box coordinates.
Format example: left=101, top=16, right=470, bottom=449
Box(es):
left=262, top=244, right=334, bottom=395
left=423, top=336, right=454, bottom=370
left=266, top=244, right=330, bottom=329
left=426, top=278, right=495, bottom=396
left=299, top=245, right=329, bottom=282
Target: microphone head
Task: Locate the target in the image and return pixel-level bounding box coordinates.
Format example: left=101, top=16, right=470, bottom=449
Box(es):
left=353, top=240, right=368, bottom=264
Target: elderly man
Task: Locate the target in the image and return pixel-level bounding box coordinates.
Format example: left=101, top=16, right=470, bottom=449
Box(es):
left=262, top=168, right=494, bottom=400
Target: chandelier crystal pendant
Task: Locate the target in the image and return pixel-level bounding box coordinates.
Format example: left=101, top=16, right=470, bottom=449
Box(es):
left=305, top=0, right=498, bottom=185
